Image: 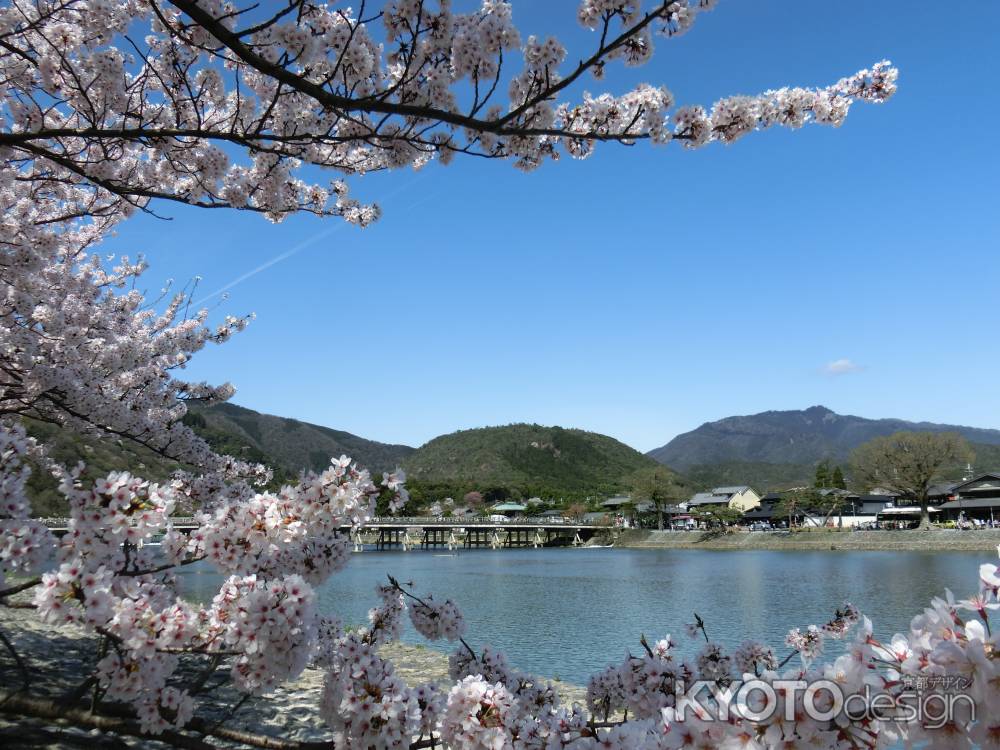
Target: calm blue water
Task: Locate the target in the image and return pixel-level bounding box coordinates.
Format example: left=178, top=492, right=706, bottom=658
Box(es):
left=176, top=548, right=988, bottom=685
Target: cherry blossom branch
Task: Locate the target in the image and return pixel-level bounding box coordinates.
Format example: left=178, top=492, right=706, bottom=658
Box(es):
left=0, top=576, right=43, bottom=598
left=0, top=624, right=31, bottom=691
left=0, top=692, right=218, bottom=750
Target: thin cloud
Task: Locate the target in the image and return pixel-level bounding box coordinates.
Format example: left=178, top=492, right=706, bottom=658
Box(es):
left=823, top=358, right=864, bottom=376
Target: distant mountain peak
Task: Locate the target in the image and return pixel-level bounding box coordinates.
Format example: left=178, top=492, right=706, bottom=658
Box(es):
left=648, top=407, right=1000, bottom=472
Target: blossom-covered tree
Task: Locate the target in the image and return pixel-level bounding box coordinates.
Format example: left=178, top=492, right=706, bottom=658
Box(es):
left=17, top=2, right=1000, bottom=750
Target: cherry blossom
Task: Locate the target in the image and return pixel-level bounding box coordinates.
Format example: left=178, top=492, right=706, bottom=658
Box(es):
left=0, top=2, right=918, bottom=747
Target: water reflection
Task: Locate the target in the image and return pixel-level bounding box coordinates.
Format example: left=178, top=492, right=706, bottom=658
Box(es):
left=175, top=548, right=985, bottom=685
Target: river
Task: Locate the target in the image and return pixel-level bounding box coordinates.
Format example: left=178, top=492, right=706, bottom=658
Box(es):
left=177, top=547, right=989, bottom=685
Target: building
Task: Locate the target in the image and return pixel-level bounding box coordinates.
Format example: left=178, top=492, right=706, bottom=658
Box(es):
left=743, top=491, right=827, bottom=527
left=687, top=486, right=761, bottom=512
left=936, top=473, right=1000, bottom=522
left=742, top=493, right=784, bottom=525
left=849, top=494, right=897, bottom=516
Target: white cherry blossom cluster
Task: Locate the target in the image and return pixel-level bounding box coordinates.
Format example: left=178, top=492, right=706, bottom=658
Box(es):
left=0, top=0, right=896, bottom=228
left=34, top=561, right=116, bottom=627
left=176, top=456, right=400, bottom=583
left=0, top=423, right=54, bottom=588
left=16, top=464, right=1000, bottom=750
left=206, top=574, right=316, bottom=694
left=96, top=652, right=194, bottom=735
left=409, top=593, right=468, bottom=641
left=672, top=60, right=899, bottom=148
left=0, top=2, right=918, bottom=747
left=64, top=471, right=177, bottom=546
left=448, top=642, right=561, bottom=719
left=732, top=640, right=778, bottom=675
left=784, top=625, right=826, bottom=664
left=368, top=583, right=408, bottom=646
left=440, top=675, right=517, bottom=750
left=320, top=633, right=423, bottom=748
left=0, top=176, right=265, bottom=486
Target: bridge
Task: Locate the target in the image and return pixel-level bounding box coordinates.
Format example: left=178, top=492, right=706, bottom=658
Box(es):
left=36, top=516, right=604, bottom=551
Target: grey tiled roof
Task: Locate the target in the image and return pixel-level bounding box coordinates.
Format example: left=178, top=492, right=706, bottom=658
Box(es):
left=688, top=492, right=728, bottom=506
left=712, top=485, right=750, bottom=495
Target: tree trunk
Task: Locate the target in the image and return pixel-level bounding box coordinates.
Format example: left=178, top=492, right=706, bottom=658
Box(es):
left=918, top=495, right=932, bottom=529
left=657, top=507, right=664, bottom=531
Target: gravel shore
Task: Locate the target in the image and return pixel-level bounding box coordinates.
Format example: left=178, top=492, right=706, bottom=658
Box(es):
left=0, top=602, right=586, bottom=748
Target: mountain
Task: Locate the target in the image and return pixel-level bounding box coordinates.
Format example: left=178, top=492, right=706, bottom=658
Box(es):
left=648, top=406, right=1000, bottom=488
left=24, top=403, right=415, bottom=515
left=403, top=423, right=659, bottom=500
left=184, top=403, right=415, bottom=477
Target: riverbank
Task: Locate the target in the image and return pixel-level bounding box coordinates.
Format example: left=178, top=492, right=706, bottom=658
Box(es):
left=610, top=528, right=1000, bottom=551
left=0, top=602, right=585, bottom=748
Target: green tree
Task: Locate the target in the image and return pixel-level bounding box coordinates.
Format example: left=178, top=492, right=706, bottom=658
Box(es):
left=815, top=491, right=847, bottom=527
left=814, top=460, right=831, bottom=489
left=851, top=432, right=975, bottom=528
left=697, top=506, right=743, bottom=528
left=628, top=466, right=685, bottom=530
left=831, top=465, right=847, bottom=490
left=773, top=488, right=822, bottom=528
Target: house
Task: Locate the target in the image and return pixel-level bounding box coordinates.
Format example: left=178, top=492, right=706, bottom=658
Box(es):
left=687, top=492, right=723, bottom=508
left=713, top=486, right=761, bottom=511
left=850, top=495, right=897, bottom=516
left=687, top=486, right=761, bottom=512
left=742, top=493, right=782, bottom=524
left=936, top=473, right=1000, bottom=521
left=743, top=491, right=818, bottom=526
left=927, top=482, right=959, bottom=503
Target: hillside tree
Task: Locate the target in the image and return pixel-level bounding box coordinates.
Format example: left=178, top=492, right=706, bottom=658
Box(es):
left=851, top=432, right=974, bottom=528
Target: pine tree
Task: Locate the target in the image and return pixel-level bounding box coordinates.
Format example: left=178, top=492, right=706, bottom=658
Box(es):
left=814, top=460, right=831, bottom=488
left=832, top=465, right=847, bottom=490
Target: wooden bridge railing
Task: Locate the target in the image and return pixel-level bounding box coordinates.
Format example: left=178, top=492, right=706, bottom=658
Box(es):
left=36, top=515, right=599, bottom=529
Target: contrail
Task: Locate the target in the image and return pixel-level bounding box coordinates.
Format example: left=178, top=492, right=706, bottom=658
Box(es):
left=195, top=175, right=428, bottom=306
left=195, top=224, right=343, bottom=305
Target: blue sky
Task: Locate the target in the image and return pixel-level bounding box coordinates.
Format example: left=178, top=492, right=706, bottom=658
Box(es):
left=109, top=1, right=1000, bottom=452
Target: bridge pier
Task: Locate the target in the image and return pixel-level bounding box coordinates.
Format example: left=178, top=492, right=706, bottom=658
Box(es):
left=376, top=528, right=406, bottom=550
left=422, top=527, right=450, bottom=549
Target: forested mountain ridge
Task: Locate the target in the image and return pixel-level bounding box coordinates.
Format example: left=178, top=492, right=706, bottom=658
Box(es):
left=402, top=423, right=659, bottom=502
left=184, top=403, right=415, bottom=476
left=649, top=406, right=1000, bottom=470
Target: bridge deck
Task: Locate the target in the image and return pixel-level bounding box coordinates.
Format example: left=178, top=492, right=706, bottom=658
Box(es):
left=36, top=516, right=600, bottom=533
